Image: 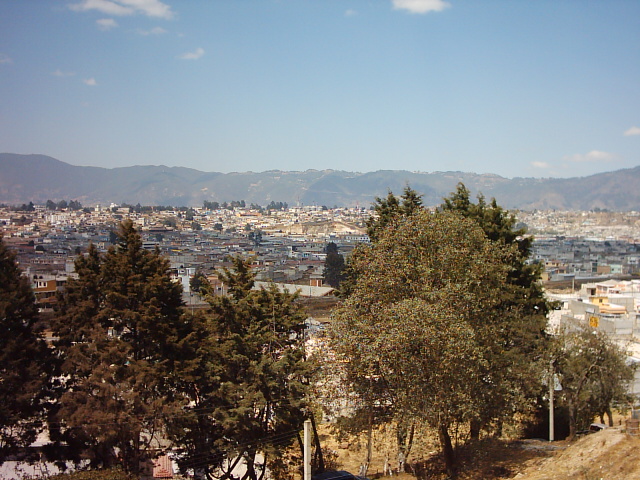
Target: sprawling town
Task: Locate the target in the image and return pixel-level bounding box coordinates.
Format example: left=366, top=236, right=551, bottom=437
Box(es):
left=3, top=202, right=640, bottom=479
left=4, top=204, right=640, bottom=298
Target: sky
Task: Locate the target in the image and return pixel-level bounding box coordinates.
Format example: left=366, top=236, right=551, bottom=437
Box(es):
left=1, top=0, right=639, bottom=179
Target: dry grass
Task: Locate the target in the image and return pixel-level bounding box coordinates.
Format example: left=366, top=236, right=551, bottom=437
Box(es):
left=312, top=421, right=640, bottom=480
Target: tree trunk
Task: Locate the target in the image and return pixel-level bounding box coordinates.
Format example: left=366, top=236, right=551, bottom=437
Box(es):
left=469, top=419, right=481, bottom=440
left=396, top=424, right=407, bottom=473
left=396, top=421, right=415, bottom=473
left=439, top=424, right=456, bottom=479
left=606, top=407, right=614, bottom=427
left=310, top=413, right=325, bottom=473
left=568, top=402, right=577, bottom=441
left=362, top=410, right=373, bottom=477
left=383, top=453, right=391, bottom=476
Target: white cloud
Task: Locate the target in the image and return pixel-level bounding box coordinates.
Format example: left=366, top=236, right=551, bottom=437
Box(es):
left=83, top=77, right=98, bottom=86
left=52, top=69, right=76, bottom=77
left=0, top=53, right=13, bottom=64
left=69, top=0, right=134, bottom=16
left=345, top=9, right=357, bottom=17
left=121, top=0, right=174, bottom=19
left=531, top=161, right=550, bottom=169
left=69, top=0, right=174, bottom=19
left=624, top=126, right=640, bottom=136
left=97, top=18, right=118, bottom=30
left=392, top=0, right=451, bottom=14
left=179, top=47, right=205, bottom=60
left=138, top=26, right=167, bottom=35
left=565, top=150, right=615, bottom=163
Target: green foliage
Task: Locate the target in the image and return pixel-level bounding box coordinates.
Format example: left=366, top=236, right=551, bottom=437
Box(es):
left=161, top=217, right=177, bottom=228
left=331, top=210, right=516, bottom=476
left=189, top=270, right=209, bottom=294
left=330, top=205, right=552, bottom=476
left=440, top=183, right=552, bottom=437
left=555, top=326, right=636, bottom=439
left=441, top=182, right=550, bottom=317
left=51, top=220, right=187, bottom=474
left=266, top=201, right=288, bottom=211
left=365, top=185, right=423, bottom=242
left=323, top=243, right=345, bottom=288
left=0, top=236, right=55, bottom=461
left=170, top=256, right=311, bottom=479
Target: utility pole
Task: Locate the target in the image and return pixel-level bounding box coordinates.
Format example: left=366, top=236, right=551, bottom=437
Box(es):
left=549, top=360, right=555, bottom=442
left=304, top=419, right=312, bottom=480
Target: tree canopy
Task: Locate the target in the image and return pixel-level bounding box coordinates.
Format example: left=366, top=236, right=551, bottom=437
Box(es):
left=51, top=220, right=187, bottom=474
left=554, top=324, right=636, bottom=439
left=331, top=209, right=524, bottom=477
left=323, top=242, right=345, bottom=289
left=331, top=184, right=552, bottom=477
left=168, top=256, right=312, bottom=480
left=0, top=236, right=54, bottom=461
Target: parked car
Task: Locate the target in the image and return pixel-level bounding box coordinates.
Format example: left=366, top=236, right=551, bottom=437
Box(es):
left=589, top=422, right=608, bottom=432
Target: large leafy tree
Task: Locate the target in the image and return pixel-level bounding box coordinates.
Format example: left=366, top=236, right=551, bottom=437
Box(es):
left=170, top=256, right=312, bottom=480
left=441, top=183, right=549, bottom=316
left=52, top=220, right=187, bottom=474
left=0, top=236, right=54, bottom=461
left=441, top=183, right=551, bottom=436
left=330, top=210, right=518, bottom=477
left=338, top=186, right=423, bottom=298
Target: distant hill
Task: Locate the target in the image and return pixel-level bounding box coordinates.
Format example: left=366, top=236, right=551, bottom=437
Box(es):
left=2, top=153, right=640, bottom=210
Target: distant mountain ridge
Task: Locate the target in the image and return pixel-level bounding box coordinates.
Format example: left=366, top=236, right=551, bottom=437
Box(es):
left=2, top=153, right=640, bottom=211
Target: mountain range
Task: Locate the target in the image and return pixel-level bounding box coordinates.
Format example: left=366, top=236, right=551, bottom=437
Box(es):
left=2, top=153, right=640, bottom=211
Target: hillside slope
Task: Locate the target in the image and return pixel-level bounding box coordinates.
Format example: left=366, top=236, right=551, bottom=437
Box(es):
left=512, top=427, right=640, bottom=480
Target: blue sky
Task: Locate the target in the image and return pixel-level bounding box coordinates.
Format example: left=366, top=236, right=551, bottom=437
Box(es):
left=1, top=0, right=639, bottom=178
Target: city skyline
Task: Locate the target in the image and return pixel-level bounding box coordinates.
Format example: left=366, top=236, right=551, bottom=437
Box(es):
left=1, top=0, right=639, bottom=179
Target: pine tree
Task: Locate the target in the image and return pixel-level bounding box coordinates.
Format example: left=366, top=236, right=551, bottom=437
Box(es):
left=323, top=242, right=345, bottom=288
left=365, top=186, right=423, bottom=242
left=173, top=257, right=311, bottom=480
left=0, top=236, right=54, bottom=461
left=52, top=220, right=186, bottom=474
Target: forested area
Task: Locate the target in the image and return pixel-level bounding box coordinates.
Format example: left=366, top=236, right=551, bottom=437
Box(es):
left=0, top=186, right=636, bottom=480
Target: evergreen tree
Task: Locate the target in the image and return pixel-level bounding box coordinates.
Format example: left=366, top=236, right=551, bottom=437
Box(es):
left=173, top=257, right=311, bottom=480
left=0, top=236, right=54, bottom=462
left=189, top=270, right=209, bottom=294
left=52, top=221, right=186, bottom=474
left=164, top=310, right=227, bottom=480
left=441, top=183, right=548, bottom=314
left=366, top=185, right=423, bottom=242
left=323, top=242, right=345, bottom=288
